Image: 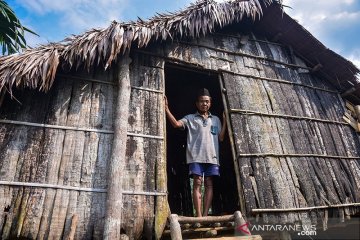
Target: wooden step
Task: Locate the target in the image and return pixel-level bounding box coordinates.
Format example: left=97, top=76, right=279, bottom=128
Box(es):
left=163, top=225, right=234, bottom=235
left=168, top=211, right=251, bottom=239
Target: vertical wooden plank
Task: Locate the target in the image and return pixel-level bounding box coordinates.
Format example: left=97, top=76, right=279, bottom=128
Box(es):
left=254, top=49, right=311, bottom=225
left=0, top=127, right=26, bottom=236
left=47, top=76, right=92, bottom=239
left=154, top=58, right=170, bottom=240
left=80, top=69, right=115, bottom=238
left=123, top=53, right=164, bottom=239
left=219, top=74, right=246, bottom=215
left=259, top=37, right=328, bottom=227
left=275, top=68, right=328, bottom=224
left=229, top=46, right=276, bottom=225
left=72, top=68, right=116, bottom=238
left=0, top=90, right=51, bottom=239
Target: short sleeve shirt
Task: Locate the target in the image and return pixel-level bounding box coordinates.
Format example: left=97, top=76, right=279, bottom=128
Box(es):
left=180, top=112, right=221, bottom=165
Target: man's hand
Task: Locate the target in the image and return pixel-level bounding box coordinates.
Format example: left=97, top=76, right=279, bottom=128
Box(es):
left=164, top=95, right=183, bottom=128
left=164, top=95, right=169, bottom=109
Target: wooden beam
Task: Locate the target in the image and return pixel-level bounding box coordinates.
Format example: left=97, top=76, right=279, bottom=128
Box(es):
left=220, top=70, right=339, bottom=94
left=103, top=53, right=132, bottom=239
left=176, top=41, right=311, bottom=70
left=0, top=119, right=114, bottom=134
left=230, top=108, right=348, bottom=125
left=177, top=214, right=234, bottom=224
left=213, top=32, right=282, bottom=46
left=252, top=202, right=360, bottom=213
left=237, top=153, right=360, bottom=160
left=58, top=74, right=117, bottom=85
left=311, top=63, right=323, bottom=73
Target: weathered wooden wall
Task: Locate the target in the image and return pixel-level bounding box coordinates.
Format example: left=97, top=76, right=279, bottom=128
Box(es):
left=0, top=67, right=115, bottom=239
left=152, top=28, right=360, bottom=227
left=121, top=52, right=168, bottom=239
left=0, top=52, right=169, bottom=239
left=1, top=26, right=359, bottom=239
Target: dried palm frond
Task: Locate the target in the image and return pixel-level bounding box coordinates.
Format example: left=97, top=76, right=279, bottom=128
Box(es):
left=0, top=44, right=62, bottom=96
left=62, top=0, right=273, bottom=70
left=0, top=0, right=280, bottom=97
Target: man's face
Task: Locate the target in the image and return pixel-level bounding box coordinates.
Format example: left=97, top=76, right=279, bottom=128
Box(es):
left=196, top=96, right=211, bottom=113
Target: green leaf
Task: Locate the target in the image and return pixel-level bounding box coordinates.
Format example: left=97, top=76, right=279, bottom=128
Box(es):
left=0, top=0, right=38, bottom=55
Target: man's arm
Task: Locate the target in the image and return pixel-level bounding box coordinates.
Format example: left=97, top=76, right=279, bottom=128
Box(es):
left=219, top=112, right=227, bottom=142
left=164, top=96, right=184, bottom=128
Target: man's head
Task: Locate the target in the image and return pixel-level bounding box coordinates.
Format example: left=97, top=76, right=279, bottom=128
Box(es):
left=196, top=88, right=211, bottom=114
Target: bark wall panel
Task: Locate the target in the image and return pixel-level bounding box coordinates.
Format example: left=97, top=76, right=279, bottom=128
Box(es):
left=0, top=67, right=115, bottom=239
left=159, top=29, right=360, bottom=227
left=120, top=53, right=166, bottom=239
left=1, top=26, right=359, bottom=239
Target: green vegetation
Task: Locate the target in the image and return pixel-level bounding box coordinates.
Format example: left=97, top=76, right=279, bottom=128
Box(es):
left=0, top=0, right=38, bottom=54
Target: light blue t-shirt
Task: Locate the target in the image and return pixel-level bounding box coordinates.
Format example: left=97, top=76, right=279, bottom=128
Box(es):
left=180, top=112, right=221, bottom=165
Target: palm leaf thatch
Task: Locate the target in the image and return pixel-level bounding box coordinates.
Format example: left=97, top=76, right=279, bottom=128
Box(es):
left=0, top=0, right=279, bottom=97
left=62, top=0, right=279, bottom=70
left=0, top=44, right=61, bottom=97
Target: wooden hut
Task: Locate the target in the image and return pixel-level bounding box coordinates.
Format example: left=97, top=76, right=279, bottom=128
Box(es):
left=0, top=0, right=359, bottom=239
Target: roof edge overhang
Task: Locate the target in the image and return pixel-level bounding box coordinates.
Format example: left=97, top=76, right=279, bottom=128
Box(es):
left=0, top=0, right=359, bottom=103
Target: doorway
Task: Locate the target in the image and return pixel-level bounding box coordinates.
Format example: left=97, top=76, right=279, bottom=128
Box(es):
left=165, top=63, right=239, bottom=216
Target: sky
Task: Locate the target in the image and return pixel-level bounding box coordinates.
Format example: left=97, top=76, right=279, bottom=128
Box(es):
left=5, top=0, right=360, bottom=68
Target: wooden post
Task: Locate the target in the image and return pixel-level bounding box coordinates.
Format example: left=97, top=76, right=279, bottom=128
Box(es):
left=169, top=214, right=182, bottom=240
left=219, top=74, right=247, bottom=215
left=234, top=211, right=251, bottom=236
left=103, top=53, right=132, bottom=239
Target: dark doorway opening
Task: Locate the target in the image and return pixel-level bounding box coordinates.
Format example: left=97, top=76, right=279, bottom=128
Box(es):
left=165, top=63, right=239, bottom=217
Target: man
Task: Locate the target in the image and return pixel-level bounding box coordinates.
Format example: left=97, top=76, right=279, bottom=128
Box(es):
left=165, top=88, right=226, bottom=217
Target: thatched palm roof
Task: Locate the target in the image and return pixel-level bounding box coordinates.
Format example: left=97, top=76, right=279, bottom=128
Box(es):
left=0, top=0, right=277, bottom=96
left=0, top=0, right=359, bottom=101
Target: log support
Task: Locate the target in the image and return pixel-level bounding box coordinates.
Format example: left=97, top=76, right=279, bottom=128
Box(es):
left=103, top=53, right=132, bottom=239
left=169, top=214, right=182, bottom=240
left=234, top=211, right=251, bottom=236
left=168, top=211, right=251, bottom=239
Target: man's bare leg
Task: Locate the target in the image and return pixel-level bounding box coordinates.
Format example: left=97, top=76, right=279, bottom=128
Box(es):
left=193, top=175, right=203, bottom=217
left=203, top=176, right=213, bottom=216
